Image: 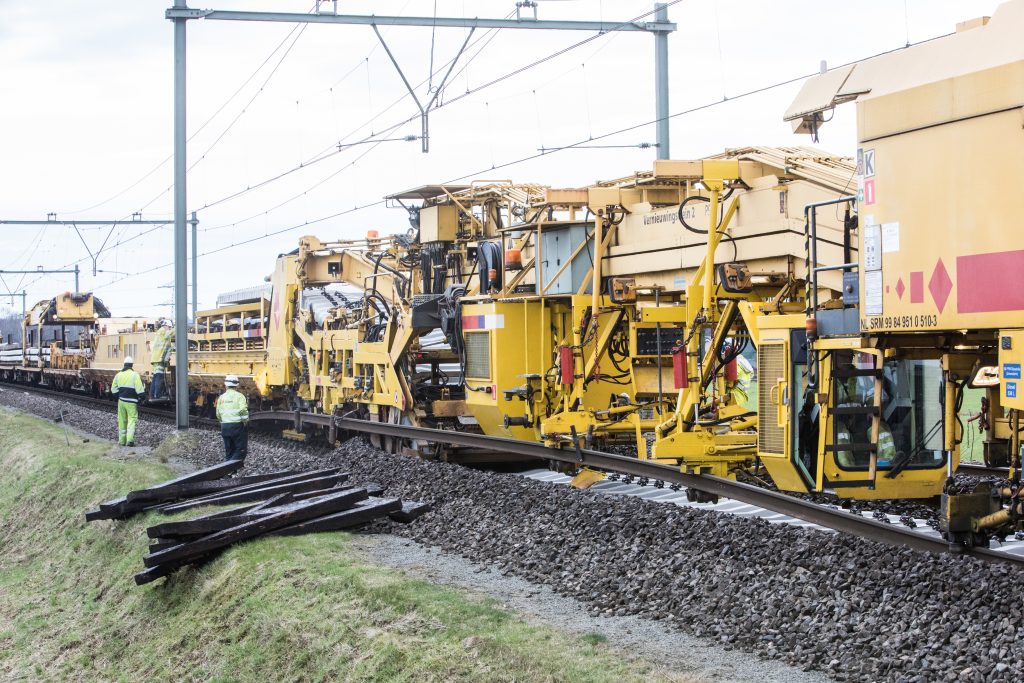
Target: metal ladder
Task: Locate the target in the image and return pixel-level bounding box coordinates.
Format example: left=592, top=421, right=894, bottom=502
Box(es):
left=826, top=358, right=883, bottom=489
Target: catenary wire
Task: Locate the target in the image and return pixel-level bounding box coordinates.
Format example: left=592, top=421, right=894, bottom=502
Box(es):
left=20, top=26, right=949, bottom=300
left=61, top=16, right=311, bottom=216
left=91, top=32, right=949, bottom=293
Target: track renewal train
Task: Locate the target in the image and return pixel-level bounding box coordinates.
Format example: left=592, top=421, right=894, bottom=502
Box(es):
left=3, top=2, right=1024, bottom=548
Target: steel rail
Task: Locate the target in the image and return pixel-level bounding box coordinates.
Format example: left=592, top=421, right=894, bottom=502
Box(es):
left=0, top=381, right=220, bottom=428
left=958, top=462, right=1013, bottom=479
left=250, top=409, right=1024, bottom=567
left=3, top=379, right=1018, bottom=566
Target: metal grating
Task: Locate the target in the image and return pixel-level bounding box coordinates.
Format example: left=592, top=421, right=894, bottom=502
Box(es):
left=758, top=343, right=786, bottom=455
left=464, top=331, right=491, bottom=379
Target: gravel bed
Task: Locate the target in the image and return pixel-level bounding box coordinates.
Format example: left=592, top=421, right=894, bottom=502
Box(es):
left=605, top=444, right=955, bottom=524
left=353, top=533, right=828, bottom=683
left=3, top=386, right=1023, bottom=682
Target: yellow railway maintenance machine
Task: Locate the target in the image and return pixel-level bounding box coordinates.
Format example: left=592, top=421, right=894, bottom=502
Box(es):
left=257, top=182, right=550, bottom=449
left=262, top=234, right=423, bottom=424
left=84, top=316, right=160, bottom=390
left=782, top=1, right=1024, bottom=546
left=0, top=292, right=111, bottom=390
left=454, top=147, right=857, bottom=467
left=82, top=182, right=550, bottom=452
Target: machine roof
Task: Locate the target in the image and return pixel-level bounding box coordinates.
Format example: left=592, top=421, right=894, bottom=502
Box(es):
left=785, top=0, right=1023, bottom=124
left=387, top=184, right=472, bottom=201
left=594, top=145, right=856, bottom=195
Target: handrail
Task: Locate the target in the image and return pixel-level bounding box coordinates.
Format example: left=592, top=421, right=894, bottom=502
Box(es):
left=803, top=195, right=857, bottom=390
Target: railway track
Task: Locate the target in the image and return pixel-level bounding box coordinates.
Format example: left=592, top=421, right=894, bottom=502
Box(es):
left=958, top=461, right=1016, bottom=478
left=247, top=409, right=1024, bottom=567
left=4, top=380, right=1021, bottom=567
left=0, top=381, right=222, bottom=429
left=521, top=468, right=1024, bottom=562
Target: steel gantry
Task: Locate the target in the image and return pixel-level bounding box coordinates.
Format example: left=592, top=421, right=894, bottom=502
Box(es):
left=4, top=291, right=27, bottom=318
left=165, top=3, right=676, bottom=154
left=1, top=213, right=200, bottom=428
left=0, top=265, right=81, bottom=294
left=164, top=2, right=676, bottom=429
left=0, top=217, right=175, bottom=276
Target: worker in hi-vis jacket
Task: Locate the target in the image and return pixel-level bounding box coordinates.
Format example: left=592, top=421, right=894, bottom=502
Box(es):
left=111, top=355, right=145, bottom=446
left=216, top=375, right=249, bottom=461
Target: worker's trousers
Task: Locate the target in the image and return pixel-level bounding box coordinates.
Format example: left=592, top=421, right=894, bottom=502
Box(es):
left=117, top=400, right=139, bottom=446
left=150, top=366, right=166, bottom=400
left=221, top=421, right=248, bottom=461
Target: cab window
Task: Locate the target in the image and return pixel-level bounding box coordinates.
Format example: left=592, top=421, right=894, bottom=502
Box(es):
left=833, top=351, right=945, bottom=471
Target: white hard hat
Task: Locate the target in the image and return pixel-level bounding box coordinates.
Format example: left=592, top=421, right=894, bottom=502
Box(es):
left=162, top=319, right=173, bottom=328
left=124, top=356, right=134, bottom=365
left=225, top=374, right=239, bottom=387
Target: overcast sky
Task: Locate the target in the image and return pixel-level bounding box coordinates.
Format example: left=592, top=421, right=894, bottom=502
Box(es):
left=0, top=0, right=1000, bottom=316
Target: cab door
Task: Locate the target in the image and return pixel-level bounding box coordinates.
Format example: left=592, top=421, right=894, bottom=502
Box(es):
left=757, top=329, right=815, bottom=492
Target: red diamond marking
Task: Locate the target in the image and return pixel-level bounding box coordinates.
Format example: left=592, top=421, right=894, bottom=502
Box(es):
left=929, top=259, right=953, bottom=313
left=895, top=278, right=905, bottom=300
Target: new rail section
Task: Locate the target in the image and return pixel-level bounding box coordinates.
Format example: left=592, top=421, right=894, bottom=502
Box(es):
left=4, top=378, right=1021, bottom=568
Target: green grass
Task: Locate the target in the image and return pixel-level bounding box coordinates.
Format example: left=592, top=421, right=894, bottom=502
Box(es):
left=0, top=409, right=690, bottom=683
left=958, top=387, right=985, bottom=463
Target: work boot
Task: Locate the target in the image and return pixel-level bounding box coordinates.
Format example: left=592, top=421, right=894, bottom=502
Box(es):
left=126, top=441, right=135, bottom=447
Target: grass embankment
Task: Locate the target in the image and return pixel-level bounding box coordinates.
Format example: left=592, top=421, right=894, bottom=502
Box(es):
left=0, top=410, right=681, bottom=682
left=959, top=387, right=985, bottom=462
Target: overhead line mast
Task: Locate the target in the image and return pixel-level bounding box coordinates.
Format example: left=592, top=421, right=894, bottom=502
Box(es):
left=164, top=3, right=677, bottom=430
left=165, top=3, right=676, bottom=155
left=0, top=267, right=80, bottom=294
left=172, top=1, right=189, bottom=429
left=0, top=217, right=176, bottom=277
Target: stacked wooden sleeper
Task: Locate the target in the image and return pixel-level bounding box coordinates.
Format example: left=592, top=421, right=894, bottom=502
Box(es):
left=84, top=462, right=431, bottom=585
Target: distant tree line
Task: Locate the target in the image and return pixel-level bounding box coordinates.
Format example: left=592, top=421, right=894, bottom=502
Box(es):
left=0, top=313, right=22, bottom=346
